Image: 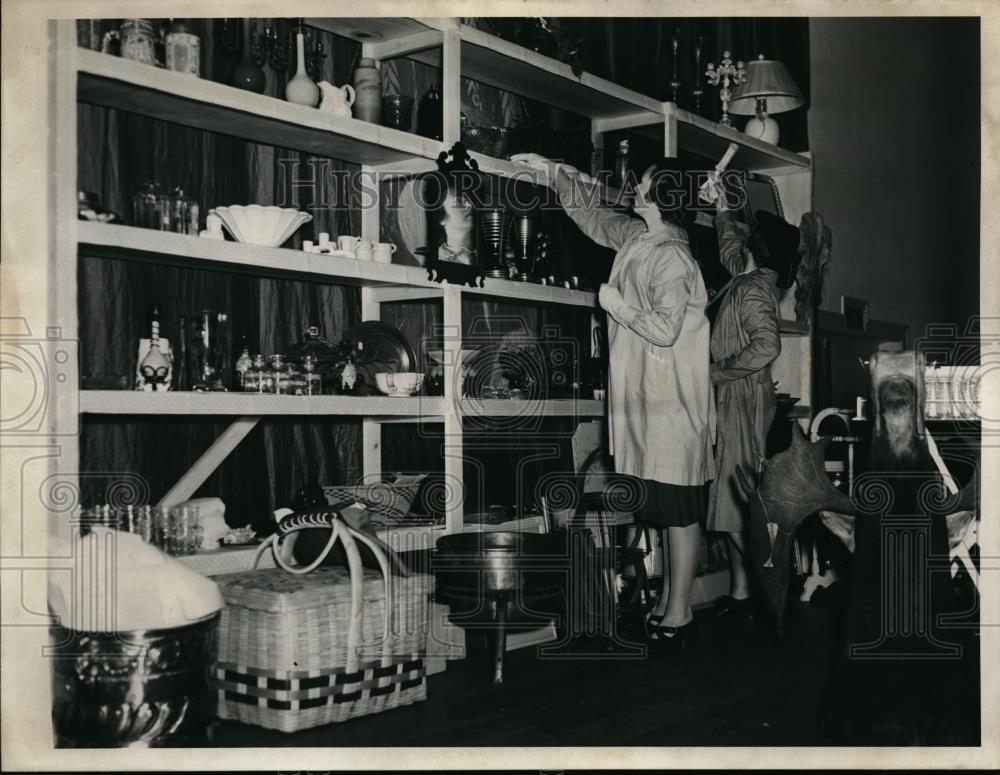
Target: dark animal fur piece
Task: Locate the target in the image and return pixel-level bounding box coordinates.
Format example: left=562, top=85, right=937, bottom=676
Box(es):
left=819, top=371, right=979, bottom=745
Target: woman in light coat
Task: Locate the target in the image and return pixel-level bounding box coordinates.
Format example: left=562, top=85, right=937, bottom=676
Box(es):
left=514, top=154, right=715, bottom=644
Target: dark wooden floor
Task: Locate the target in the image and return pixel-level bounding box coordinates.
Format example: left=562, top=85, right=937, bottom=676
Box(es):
left=213, top=589, right=856, bottom=748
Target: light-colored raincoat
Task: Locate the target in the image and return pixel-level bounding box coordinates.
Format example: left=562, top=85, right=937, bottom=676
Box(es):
left=706, top=211, right=782, bottom=532
left=558, top=177, right=715, bottom=486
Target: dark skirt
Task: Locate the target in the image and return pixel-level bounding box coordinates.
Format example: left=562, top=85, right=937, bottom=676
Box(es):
left=635, top=478, right=707, bottom=528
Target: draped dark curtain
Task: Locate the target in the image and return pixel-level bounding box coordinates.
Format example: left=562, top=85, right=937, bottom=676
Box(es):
left=78, top=19, right=587, bottom=530
left=474, top=16, right=811, bottom=154
left=579, top=17, right=810, bottom=152
left=79, top=20, right=363, bottom=531
left=79, top=17, right=806, bottom=531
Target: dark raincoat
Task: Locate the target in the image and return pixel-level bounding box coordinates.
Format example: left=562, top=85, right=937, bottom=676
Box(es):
left=706, top=212, right=782, bottom=532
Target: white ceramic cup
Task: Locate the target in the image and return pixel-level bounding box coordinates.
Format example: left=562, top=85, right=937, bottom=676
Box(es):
left=337, top=235, right=360, bottom=253
left=356, top=241, right=374, bottom=261
left=373, top=242, right=397, bottom=263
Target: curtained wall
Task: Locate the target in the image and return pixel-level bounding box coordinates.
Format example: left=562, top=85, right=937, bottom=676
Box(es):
left=808, top=17, right=979, bottom=339
left=78, top=19, right=589, bottom=530
left=78, top=16, right=808, bottom=532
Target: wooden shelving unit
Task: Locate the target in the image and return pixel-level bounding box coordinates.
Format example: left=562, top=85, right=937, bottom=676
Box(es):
left=56, top=16, right=814, bottom=562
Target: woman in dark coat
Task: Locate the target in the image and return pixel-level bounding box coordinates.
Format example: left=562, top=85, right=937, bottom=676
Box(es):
left=704, top=184, right=799, bottom=611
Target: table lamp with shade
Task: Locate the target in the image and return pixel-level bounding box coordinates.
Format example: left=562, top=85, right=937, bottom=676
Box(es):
left=728, top=55, right=805, bottom=146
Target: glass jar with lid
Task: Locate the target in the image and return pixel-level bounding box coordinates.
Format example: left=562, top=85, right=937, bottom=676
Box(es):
left=259, top=355, right=277, bottom=394
left=288, top=364, right=307, bottom=396
left=168, top=187, right=200, bottom=235
left=165, top=19, right=200, bottom=77
left=246, top=354, right=267, bottom=393
left=270, top=355, right=288, bottom=394
left=302, top=355, right=322, bottom=395
left=132, top=181, right=169, bottom=230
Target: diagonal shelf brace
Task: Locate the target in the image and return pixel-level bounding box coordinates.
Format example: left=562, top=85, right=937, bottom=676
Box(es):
left=158, top=416, right=261, bottom=508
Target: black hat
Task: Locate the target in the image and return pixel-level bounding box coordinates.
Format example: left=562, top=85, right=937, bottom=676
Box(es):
left=752, top=210, right=801, bottom=289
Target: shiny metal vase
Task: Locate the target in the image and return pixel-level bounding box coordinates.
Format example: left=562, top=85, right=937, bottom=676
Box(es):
left=50, top=614, right=219, bottom=748
left=479, top=207, right=512, bottom=278
left=511, top=212, right=542, bottom=281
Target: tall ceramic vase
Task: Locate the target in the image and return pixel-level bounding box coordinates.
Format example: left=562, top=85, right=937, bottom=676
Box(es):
left=285, top=30, right=319, bottom=107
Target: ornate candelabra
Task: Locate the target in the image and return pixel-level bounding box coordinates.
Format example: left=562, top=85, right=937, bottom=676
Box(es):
left=706, top=50, right=747, bottom=127
left=669, top=29, right=681, bottom=104
left=263, top=21, right=291, bottom=73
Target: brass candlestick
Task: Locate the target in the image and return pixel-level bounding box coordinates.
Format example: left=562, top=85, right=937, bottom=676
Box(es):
left=669, top=29, right=681, bottom=104
left=691, top=36, right=705, bottom=114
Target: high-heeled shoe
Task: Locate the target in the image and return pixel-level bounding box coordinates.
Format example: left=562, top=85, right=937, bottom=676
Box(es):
left=647, top=617, right=698, bottom=649
left=644, top=611, right=665, bottom=628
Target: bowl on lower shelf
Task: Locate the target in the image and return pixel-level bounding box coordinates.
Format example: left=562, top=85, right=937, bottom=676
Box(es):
left=375, top=372, right=425, bottom=396
left=212, top=205, right=312, bottom=247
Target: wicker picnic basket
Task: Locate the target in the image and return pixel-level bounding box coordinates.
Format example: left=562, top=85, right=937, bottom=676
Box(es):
left=214, top=512, right=431, bottom=732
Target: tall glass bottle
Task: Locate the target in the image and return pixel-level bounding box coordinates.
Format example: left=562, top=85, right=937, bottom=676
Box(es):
left=234, top=340, right=252, bottom=390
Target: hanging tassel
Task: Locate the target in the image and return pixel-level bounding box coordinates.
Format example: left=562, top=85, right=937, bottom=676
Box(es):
left=763, top=521, right=779, bottom=568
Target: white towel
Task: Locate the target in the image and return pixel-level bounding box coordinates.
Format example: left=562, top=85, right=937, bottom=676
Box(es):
left=48, top=528, right=224, bottom=632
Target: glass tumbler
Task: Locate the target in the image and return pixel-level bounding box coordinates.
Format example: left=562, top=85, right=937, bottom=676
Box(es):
left=169, top=506, right=203, bottom=555
left=115, top=504, right=139, bottom=534
left=134, top=505, right=157, bottom=545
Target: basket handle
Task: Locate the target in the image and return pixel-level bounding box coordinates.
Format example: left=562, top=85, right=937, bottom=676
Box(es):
left=253, top=511, right=399, bottom=672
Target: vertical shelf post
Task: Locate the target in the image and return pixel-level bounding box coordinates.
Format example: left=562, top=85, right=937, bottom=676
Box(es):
left=360, top=286, right=382, bottom=483
left=441, top=27, right=461, bottom=146
left=441, top=285, right=464, bottom=533
left=360, top=163, right=380, bottom=244
left=663, top=109, right=679, bottom=158
left=51, top=21, right=80, bottom=540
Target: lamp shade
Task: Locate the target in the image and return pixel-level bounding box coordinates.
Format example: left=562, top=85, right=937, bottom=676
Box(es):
left=728, top=55, right=804, bottom=115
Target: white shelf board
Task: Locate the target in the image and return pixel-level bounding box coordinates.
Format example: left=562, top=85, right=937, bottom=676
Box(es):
left=76, top=48, right=444, bottom=165
left=443, top=23, right=663, bottom=121
left=461, top=399, right=605, bottom=418
left=79, top=391, right=606, bottom=418
left=665, top=104, right=810, bottom=172
left=305, top=17, right=435, bottom=46
left=78, top=222, right=599, bottom=308
left=80, top=391, right=447, bottom=417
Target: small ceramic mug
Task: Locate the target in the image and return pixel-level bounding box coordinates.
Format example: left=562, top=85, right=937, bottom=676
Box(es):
left=356, top=241, right=374, bottom=261
left=373, top=242, right=397, bottom=264
left=337, top=235, right=361, bottom=254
